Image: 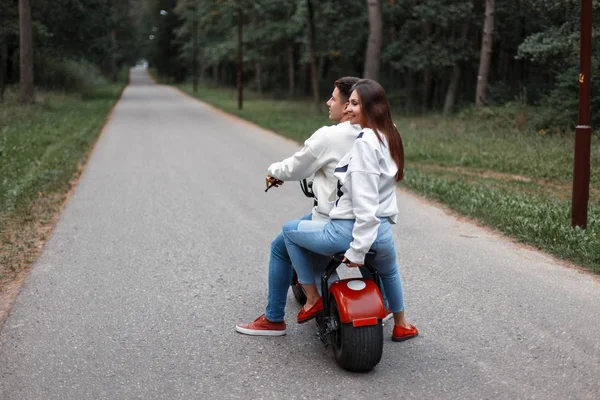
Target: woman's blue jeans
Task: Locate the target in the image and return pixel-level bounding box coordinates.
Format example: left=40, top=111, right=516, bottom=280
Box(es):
left=281, top=218, right=405, bottom=313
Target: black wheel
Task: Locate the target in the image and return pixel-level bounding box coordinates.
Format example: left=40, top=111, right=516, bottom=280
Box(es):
left=291, top=269, right=307, bottom=305
left=329, top=296, right=383, bottom=372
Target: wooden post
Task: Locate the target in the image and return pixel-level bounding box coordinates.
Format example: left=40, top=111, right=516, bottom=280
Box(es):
left=237, top=7, right=243, bottom=110
left=19, top=0, right=34, bottom=102
left=192, top=1, right=198, bottom=92
left=571, top=0, right=592, bottom=228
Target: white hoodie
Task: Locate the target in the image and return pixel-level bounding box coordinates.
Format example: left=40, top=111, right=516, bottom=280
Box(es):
left=267, top=121, right=362, bottom=220
left=329, top=128, right=399, bottom=263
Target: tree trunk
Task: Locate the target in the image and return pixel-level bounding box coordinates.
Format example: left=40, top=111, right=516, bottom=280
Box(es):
left=0, top=43, right=5, bottom=103
left=0, top=21, right=6, bottom=102
left=307, top=0, right=320, bottom=113
left=421, top=21, right=432, bottom=113
left=443, top=20, right=470, bottom=114
left=287, top=45, right=295, bottom=96
left=110, top=29, right=117, bottom=82
left=192, top=4, right=198, bottom=92
left=475, top=0, right=495, bottom=106
left=19, top=0, right=34, bottom=103
left=318, top=55, right=326, bottom=80
left=237, top=8, right=243, bottom=110
left=405, top=71, right=415, bottom=113
left=364, top=0, right=383, bottom=80
left=255, top=62, right=262, bottom=94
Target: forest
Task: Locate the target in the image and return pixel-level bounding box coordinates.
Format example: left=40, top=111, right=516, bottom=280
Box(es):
left=2, top=0, right=599, bottom=128
left=1, top=1, right=599, bottom=279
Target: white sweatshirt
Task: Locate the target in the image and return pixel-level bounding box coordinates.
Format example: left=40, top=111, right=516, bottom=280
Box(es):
left=267, top=121, right=362, bottom=220
left=329, top=128, right=400, bottom=263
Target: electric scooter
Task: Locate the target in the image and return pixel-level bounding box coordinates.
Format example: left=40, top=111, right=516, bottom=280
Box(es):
left=267, top=178, right=386, bottom=372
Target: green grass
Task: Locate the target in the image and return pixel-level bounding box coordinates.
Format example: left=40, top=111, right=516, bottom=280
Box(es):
left=177, top=83, right=600, bottom=274
left=178, top=85, right=332, bottom=142
left=0, top=83, right=126, bottom=281
left=405, top=169, right=600, bottom=270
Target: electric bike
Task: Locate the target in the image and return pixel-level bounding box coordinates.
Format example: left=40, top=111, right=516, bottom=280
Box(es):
left=267, top=178, right=386, bottom=372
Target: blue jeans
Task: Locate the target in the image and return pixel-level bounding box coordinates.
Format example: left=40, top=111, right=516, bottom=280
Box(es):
left=281, top=218, right=405, bottom=313
left=265, top=214, right=321, bottom=322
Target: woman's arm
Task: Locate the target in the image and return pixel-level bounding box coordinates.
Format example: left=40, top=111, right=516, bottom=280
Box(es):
left=344, top=139, right=381, bottom=264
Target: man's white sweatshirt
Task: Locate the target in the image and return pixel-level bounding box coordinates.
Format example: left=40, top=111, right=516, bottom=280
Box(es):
left=267, top=121, right=362, bottom=220
left=329, top=128, right=399, bottom=263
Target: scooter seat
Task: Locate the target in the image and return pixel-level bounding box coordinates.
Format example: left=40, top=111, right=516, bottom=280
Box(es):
left=332, top=251, right=376, bottom=264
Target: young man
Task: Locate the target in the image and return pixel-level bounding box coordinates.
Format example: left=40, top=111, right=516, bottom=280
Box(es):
left=235, top=77, right=361, bottom=336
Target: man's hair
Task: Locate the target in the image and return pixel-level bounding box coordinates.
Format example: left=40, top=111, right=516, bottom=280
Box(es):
left=334, top=76, right=360, bottom=103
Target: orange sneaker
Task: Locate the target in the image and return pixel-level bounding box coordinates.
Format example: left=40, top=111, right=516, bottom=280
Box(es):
left=392, top=324, right=418, bottom=342
left=235, top=314, right=286, bottom=336
left=297, top=298, right=323, bottom=324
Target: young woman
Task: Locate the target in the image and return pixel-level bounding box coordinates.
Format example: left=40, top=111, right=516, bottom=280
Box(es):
left=281, top=79, right=417, bottom=341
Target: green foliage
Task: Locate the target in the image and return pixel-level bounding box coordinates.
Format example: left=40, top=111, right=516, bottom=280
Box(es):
left=177, top=82, right=330, bottom=142
left=517, top=1, right=600, bottom=127
left=1, top=0, right=139, bottom=89
left=136, top=0, right=595, bottom=125
left=179, top=85, right=600, bottom=273
left=0, top=83, right=126, bottom=215
left=34, top=56, right=107, bottom=92
left=404, top=169, right=600, bottom=273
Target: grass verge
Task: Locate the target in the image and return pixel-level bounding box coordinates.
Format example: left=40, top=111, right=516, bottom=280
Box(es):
left=0, top=83, right=126, bottom=294
left=177, top=83, right=599, bottom=274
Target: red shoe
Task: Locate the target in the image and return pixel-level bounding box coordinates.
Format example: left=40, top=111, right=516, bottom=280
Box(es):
left=392, top=324, right=418, bottom=342
left=297, top=298, right=323, bottom=324
left=235, top=314, right=286, bottom=336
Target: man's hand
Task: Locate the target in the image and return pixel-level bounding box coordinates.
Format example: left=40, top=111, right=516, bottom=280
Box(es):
left=265, top=175, right=284, bottom=191
left=342, top=257, right=364, bottom=268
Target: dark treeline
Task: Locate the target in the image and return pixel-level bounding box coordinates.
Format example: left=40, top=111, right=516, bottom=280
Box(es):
left=144, top=0, right=599, bottom=129
left=2, top=0, right=599, bottom=129
left=0, top=0, right=144, bottom=101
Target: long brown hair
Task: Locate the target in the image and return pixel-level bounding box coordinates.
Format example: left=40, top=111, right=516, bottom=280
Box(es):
left=350, top=79, right=404, bottom=181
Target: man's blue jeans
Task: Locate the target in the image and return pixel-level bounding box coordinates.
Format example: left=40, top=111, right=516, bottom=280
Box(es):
left=282, top=218, right=405, bottom=313
left=265, top=214, right=314, bottom=322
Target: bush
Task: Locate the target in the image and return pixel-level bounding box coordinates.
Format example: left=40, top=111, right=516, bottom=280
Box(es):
left=34, top=55, right=106, bottom=92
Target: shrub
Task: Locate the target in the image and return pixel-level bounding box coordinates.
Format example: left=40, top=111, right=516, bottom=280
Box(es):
left=34, top=55, right=106, bottom=92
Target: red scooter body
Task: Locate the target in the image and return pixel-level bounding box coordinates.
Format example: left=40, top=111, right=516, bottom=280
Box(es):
left=328, top=278, right=386, bottom=327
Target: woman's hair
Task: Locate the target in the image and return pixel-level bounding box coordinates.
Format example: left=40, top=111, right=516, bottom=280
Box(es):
left=350, top=79, right=404, bottom=181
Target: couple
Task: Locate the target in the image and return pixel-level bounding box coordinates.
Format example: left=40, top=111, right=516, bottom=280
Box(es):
left=236, top=77, right=417, bottom=342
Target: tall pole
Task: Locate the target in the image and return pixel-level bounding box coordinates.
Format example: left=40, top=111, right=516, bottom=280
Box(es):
left=571, top=0, right=592, bottom=228
left=19, top=0, right=34, bottom=103
left=192, top=1, right=198, bottom=92
left=236, top=7, right=243, bottom=110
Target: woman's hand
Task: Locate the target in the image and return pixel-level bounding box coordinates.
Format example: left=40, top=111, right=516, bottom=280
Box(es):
left=342, top=257, right=364, bottom=268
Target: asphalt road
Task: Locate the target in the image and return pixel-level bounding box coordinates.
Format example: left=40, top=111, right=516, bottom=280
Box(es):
left=1, top=69, right=599, bottom=400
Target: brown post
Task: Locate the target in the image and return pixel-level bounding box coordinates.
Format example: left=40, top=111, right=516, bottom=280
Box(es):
left=19, top=0, right=34, bottom=102
left=236, top=8, right=243, bottom=110
left=192, top=1, right=198, bottom=92
left=571, top=0, right=593, bottom=228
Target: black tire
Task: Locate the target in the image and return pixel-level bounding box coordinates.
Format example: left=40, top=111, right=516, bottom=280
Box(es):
left=329, top=296, right=383, bottom=372
left=291, top=270, right=307, bottom=305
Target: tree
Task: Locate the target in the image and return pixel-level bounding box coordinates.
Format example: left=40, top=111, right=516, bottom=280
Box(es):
left=19, top=0, right=34, bottom=102
left=364, top=0, right=383, bottom=80
left=237, top=6, right=243, bottom=110
left=0, top=0, right=17, bottom=102
left=306, top=0, right=320, bottom=113
left=443, top=2, right=473, bottom=114
left=475, top=0, right=495, bottom=106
